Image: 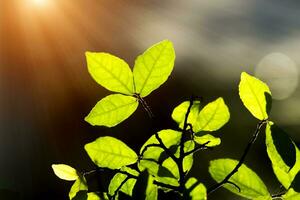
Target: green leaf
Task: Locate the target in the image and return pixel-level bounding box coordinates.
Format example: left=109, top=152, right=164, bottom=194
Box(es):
left=184, top=177, right=207, bottom=200
left=87, top=193, right=102, bottom=200
left=194, top=134, right=221, bottom=147
left=171, top=100, right=201, bottom=129
left=265, top=122, right=300, bottom=189
left=132, top=170, right=158, bottom=200
left=52, top=164, right=78, bottom=181
left=85, top=52, right=134, bottom=95
left=283, top=188, right=300, bottom=200
left=108, top=167, right=139, bottom=197
left=85, top=94, right=139, bottom=127
left=85, top=136, right=138, bottom=169
left=194, top=98, right=230, bottom=132
left=138, top=129, right=181, bottom=186
left=239, top=72, right=272, bottom=120
left=133, top=40, right=175, bottom=97
left=209, top=159, right=270, bottom=199
left=69, top=176, right=88, bottom=200
left=253, top=196, right=272, bottom=200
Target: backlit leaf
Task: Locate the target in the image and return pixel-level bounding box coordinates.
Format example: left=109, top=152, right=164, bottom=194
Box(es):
left=86, top=52, right=134, bottom=95
left=108, top=167, right=139, bottom=197
left=282, top=188, right=300, bottom=200
left=132, top=170, right=158, bottom=200
left=133, top=40, right=175, bottom=97
left=194, top=134, right=221, bottom=147
left=194, top=98, right=230, bottom=132
left=85, top=136, right=138, bottom=169
left=172, top=100, right=201, bottom=129
left=184, top=177, right=207, bottom=200
left=69, top=176, right=88, bottom=200
left=265, top=122, right=300, bottom=189
left=209, top=159, right=270, bottom=199
left=239, top=72, right=271, bottom=120
left=138, top=129, right=181, bottom=186
left=85, top=94, right=138, bottom=127
left=52, top=164, right=78, bottom=181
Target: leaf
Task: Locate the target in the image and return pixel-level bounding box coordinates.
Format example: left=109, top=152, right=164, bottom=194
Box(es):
left=133, top=40, right=175, bottom=97
left=85, top=94, right=139, bottom=127
left=253, top=196, right=272, bottom=200
left=194, top=98, right=230, bottom=132
left=283, top=188, right=300, bottom=200
left=138, top=129, right=181, bottom=186
left=69, top=176, right=88, bottom=200
left=209, top=159, right=270, bottom=199
left=108, top=167, right=139, bottom=197
left=85, top=136, right=138, bottom=169
left=172, top=100, right=201, bottom=129
left=194, top=134, right=221, bottom=147
left=132, top=170, right=158, bottom=200
left=265, top=122, right=300, bottom=189
left=52, top=164, right=78, bottom=181
left=85, top=52, right=134, bottom=95
left=268, top=123, right=296, bottom=170
left=184, top=177, right=207, bottom=200
left=239, top=72, right=271, bottom=120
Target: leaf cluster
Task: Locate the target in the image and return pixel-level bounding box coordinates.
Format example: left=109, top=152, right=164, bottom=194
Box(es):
left=52, top=41, right=300, bottom=200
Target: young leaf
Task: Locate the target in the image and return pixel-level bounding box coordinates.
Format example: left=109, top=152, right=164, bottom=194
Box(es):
left=194, top=97, right=230, bottom=132
left=52, top=164, right=78, bottom=181
left=184, top=177, right=207, bottom=200
left=209, top=159, right=270, bottom=199
left=85, top=52, right=134, bottom=95
left=133, top=40, right=175, bottom=97
left=108, top=167, right=139, bottom=197
left=69, top=176, right=88, bottom=200
left=85, top=94, right=138, bottom=127
left=265, top=122, right=300, bottom=189
left=194, top=134, right=221, bottom=147
left=85, top=136, right=138, bottom=169
left=132, top=170, right=158, bottom=200
left=239, top=72, right=271, bottom=120
left=171, top=100, right=201, bottom=129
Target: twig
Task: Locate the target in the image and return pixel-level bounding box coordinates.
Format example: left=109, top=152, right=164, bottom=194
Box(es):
left=207, top=119, right=268, bottom=194
left=184, top=141, right=210, bottom=156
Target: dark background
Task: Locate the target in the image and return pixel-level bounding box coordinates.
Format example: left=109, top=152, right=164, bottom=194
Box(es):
left=0, top=0, right=299, bottom=199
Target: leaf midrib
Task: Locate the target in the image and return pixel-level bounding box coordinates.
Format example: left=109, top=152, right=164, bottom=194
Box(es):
left=90, top=99, right=137, bottom=117
left=88, top=146, right=137, bottom=160
left=137, top=42, right=168, bottom=95
left=245, top=77, right=266, bottom=119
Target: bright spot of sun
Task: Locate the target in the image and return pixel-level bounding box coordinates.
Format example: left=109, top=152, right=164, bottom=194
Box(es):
left=32, top=0, right=48, bottom=6
left=255, top=53, right=299, bottom=100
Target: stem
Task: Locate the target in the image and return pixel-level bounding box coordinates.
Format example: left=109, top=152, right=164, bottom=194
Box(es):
left=178, top=97, right=195, bottom=190
left=207, top=119, right=268, bottom=194
left=271, top=191, right=285, bottom=199
left=137, top=95, right=179, bottom=163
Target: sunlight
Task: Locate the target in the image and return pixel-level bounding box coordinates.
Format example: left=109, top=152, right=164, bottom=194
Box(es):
left=32, top=0, right=48, bottom=6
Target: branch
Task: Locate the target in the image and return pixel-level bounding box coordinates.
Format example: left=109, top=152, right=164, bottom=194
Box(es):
left=207, top=119, right=268, bottom=194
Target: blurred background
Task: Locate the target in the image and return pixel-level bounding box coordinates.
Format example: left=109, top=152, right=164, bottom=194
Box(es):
left=0, top=0, right=299, bottom=199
